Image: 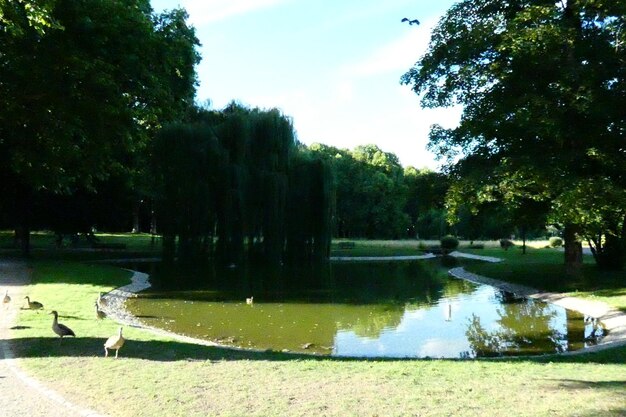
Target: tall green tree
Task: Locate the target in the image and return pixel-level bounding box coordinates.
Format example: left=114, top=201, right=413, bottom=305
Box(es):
left=152, top=123, right=224, bottom=263
left=402, top=0, right=626, bottom=270
left=404, top=167, right=449, bottom=239
left=0, top=0, right=60, bottom=35
left=152, top=105, right=333, bottom=268
left=0, top=0, right=199, bottom=254
left=309, top=143, right=410, bottom=239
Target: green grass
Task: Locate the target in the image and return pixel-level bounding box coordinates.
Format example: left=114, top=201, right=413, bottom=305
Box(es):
left=331, top=239, right=452, bottom=257
left=0, top=230, right=161, bottom=262
left=461, top=247, right=626, bottom=312
left=7, top=251, right=626, bottom=417
left=331, top=240, right=626, bottom=312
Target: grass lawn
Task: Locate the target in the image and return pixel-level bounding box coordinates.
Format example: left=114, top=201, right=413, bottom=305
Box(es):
left=461, top=247, right=626, bottom=313
left=6, top=238, right=626, bottom=416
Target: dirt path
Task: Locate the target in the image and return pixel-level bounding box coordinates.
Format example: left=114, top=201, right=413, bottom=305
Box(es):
left=0, top=260, right=106, bottom=417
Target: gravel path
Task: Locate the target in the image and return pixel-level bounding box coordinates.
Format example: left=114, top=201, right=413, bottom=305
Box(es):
left=329, top=253, right=436, bottom=261
left=447, top=251, right=503, bottom=263
left=0, top=260, right=106, bottom=417
left=329, top=252, right=501, bottom=263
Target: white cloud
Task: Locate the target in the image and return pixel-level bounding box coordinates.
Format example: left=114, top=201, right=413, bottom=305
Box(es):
left=180, top=0, right=289, bottom=26
left=418, top=338, right=468, bottom=358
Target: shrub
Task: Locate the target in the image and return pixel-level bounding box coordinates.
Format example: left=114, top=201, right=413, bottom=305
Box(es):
left=440, top=235, right=459, bottom=252
left=500, top=239, right=514, bottom=250
left=549, top=237, right=563, bottom=248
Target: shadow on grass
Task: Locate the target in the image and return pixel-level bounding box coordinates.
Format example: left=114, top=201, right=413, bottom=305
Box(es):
left=545, top=379, right=626, bottom=417
left=6, top=336, right=626, bottom=365
left=548, top=378, right=626, bottom=390
left=7, top=336, right=337, bottom=362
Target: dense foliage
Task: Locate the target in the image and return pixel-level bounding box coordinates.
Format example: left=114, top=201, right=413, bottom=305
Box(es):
left=308, top=143, right=411, bottom=239
left=0, top=0, right=199, bottom=253
left=152, top=105, right=333, bottom=266
left=402, top=0, right=626, bottom=269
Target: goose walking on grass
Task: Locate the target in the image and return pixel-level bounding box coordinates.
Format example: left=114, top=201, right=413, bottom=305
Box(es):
left=104, top=327, right=125, bottom=358
left=96, top=292, right=107, bottom=308
left=24, top=296, right=44, bottom=310
left=3, top=290, right=11, bottom=308
left=50, top=310, right=75, bottom=339
left=95, top=301, right=106, bottom=320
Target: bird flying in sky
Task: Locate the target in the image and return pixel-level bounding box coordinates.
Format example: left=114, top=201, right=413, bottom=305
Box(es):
left=401, top=17, right=420, bottom=26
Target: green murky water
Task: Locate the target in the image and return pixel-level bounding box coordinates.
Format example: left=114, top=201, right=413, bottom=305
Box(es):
left=124, top=260, right=604, bottom=358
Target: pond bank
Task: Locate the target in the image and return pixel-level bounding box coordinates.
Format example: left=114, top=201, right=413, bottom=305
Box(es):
left=101, top=252, right=626, bottom=357
left=100, top=271, right=255, bottom=352
left=0, top=260, right=107, bottom=417
left=449, top=267, right=626, bottom=354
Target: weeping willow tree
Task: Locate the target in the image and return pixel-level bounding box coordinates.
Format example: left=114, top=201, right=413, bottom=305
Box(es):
left=246, top=109, right=294, bottom=264
left=285, top=150, right=334, bottom=264
left=152, top=104, right=333, bottom=267
left=152, top=123, right=226, bottom=263
left=213, top=111, right=250, bottom=266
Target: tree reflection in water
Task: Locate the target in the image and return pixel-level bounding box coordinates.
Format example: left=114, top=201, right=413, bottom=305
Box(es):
left=126, top=260, right=597, bottom=357
left=464, top=290, right=566, bottom=358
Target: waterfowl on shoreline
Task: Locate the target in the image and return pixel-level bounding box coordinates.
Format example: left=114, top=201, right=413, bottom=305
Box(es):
left=24, top=296, right=44, bottom=310
left=50, top=310, right=75, bottom=339
left=95, top=301, right=106, bottom=320
left=3, top=290, right=11, bottom=307
left=97, top=292, right=107, bottom=308
left=104, top=327, right=125, bottom=358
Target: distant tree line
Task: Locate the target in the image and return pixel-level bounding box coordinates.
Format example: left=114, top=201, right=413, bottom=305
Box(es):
left=306, top=143, right=533, bottom=242
left=7, top=0, right=617, bottom=273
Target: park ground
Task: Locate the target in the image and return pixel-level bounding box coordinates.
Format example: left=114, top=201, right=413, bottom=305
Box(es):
left=1, top=234, right=625, bottom=417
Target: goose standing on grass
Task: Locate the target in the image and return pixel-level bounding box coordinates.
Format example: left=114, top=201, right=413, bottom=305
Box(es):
left=24, top=296, right=44, bottom=310
left=95, top=301, right=106, bottom=320
left=50, top=310, right=75, bottom=339
left=3, top=290, right=11, bottom=308
left=104, top=327, right=125, bottom=358
left=96, top=292, right=107, bottom=308
left=246, top=296, right=254, bottom=305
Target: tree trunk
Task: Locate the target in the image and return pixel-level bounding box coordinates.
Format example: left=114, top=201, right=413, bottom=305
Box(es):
left=14, top=226, right=31, bottom=258
left=14, top=184, right=33, bottom=258
left=561, top=0, right=584, bottom=277
left=563, top=223, right=582, bottom=276
left=131, top=200, right=141, bottom=233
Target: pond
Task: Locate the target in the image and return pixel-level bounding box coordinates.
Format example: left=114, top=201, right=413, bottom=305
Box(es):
left=124, top=259, right=604, bottom=358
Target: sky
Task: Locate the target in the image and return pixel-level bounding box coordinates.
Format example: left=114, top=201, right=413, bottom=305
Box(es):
left=150, top=0, right=461, bottom=170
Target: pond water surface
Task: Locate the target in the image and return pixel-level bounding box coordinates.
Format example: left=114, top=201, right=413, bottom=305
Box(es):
left=124, top=260, right=604, bottom=358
